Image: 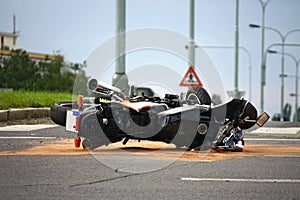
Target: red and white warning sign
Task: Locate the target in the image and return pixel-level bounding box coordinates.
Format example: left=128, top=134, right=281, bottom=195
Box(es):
left=179, top=66, right=203, bottom=87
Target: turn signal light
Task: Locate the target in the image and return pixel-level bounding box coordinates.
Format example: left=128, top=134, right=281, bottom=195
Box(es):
left=77, top=95, right=83, bottom=107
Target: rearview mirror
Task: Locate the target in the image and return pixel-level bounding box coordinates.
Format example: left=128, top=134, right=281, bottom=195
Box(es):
left=256, top=112, right=270, bottom=127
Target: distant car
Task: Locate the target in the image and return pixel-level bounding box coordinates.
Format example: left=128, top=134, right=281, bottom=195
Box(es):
left=50, top=78, right=269, bottom=151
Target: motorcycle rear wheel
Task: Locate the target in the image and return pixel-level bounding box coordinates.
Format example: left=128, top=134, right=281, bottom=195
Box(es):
left=50, top=101, right=77, bottom=126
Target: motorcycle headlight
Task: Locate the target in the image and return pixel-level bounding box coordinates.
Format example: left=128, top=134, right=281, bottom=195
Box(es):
left=231, top=128, right=244, bottom=140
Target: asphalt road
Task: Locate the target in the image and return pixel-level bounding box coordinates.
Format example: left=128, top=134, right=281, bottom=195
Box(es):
left=0, top=125, right=299, bottom=200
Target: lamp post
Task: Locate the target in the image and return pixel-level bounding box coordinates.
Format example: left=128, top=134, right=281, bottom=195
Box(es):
left=233, top=0, right=240, bottom=99
left=187, top=0, right=241, bottom=99
left=202, top=45, right=252, bottom=101
left=251, top=0, right=271, bottom=114
left=187, top=0, right=195, bottom=68
left=249, top=24, right=300, bottom=120
left=113, top=0, right=129, bottom=94
left=268, top=50, right=299, bottom=121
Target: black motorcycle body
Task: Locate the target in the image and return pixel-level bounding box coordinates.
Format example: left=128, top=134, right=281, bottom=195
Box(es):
left=50, top=78, right=269, bottom=151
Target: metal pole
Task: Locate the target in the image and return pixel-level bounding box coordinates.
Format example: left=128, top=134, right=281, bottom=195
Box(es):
left=260, top=2, right=266, bottom=113
left=263, top=27, right=284, bottom=119
left=262, top=29, right=300, bottom=120
left=268, top=49, right=300, bottom=121
left=234, top=0, right=239, bottom=98
left=266, top=28, right=285, bottom=121
left=188, top=0, right=195, bottom=68
left=258, top=0, right=271, bottom=113
left=281, top=29, right=300, bottom=120
left=113, top=0, right=129, bottom=93
left=251, top=26, right=300, bottom=118
left=285, top=28, right=300, bottom=121
left=284, top=30, right=300, bottom=117
left=13, top=15, right=16, bottom=45
left=280, top=39, right=285, bottom=121
left=295, top=61, right=299, bottom=121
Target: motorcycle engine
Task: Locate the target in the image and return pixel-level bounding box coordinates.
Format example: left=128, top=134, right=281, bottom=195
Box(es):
left=222, top=128, right=245, bottom=151
left=231, top=128, right=244, bottom=140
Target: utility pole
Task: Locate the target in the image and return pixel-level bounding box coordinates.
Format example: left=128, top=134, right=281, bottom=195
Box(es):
left=259, top=0, right=271, bottom=114
left=188, top=0, right=195, bottom=68
left=225, top=0, right=242, bottom=99
left=112, top=0, right=129, bottom=93
left=233, top=0, right=239, bottom=98
left=13, top=14, right=18, bottom=46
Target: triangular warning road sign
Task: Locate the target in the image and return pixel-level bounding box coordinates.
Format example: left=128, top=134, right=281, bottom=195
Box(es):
left=179, top=66, right=203, bottom=87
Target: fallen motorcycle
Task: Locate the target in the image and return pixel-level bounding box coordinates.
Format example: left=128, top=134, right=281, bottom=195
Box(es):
left=50, top=78, right=269, bottom=151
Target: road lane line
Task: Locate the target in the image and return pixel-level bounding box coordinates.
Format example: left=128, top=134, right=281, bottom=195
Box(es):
left=0, top=136, right=57, bottom=140
left=263, top=155, right=300, bottom=158
left=0, top=124, right=59, bottom=132
left=245, top=138, right=300, bottom=141
left=181, top=177, right=300, bottom=183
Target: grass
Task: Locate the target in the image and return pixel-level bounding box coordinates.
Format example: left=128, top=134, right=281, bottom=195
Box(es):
left=0, top=90, right=72, bottom=110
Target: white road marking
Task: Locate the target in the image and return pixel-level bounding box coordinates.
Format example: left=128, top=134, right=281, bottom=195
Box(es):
left=245, top=138, right=300, bottom=141
left=181, top=177, right=300, bottom=183
left=263, top=155, right=300, bottom=158
left=0, top=136, right=56, bottom=140
left=0, top=124, right=59, bottom=132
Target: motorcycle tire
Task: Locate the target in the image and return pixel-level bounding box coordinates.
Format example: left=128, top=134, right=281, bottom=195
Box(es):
left=50, top=101, right=76, bottom=126
left=186, top=86, right=211, bottom=105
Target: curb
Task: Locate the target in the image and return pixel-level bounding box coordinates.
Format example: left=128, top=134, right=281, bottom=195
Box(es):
left=0, top=108, right=50, bottom=122
left=245, top=121, right=300, bottom=138
left=246, top=127, right=300, bottom=138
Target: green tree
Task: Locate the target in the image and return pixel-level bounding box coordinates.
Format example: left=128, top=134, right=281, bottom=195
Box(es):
left=0, top=49, right=88, bottom=93
left=36, top=55, right=76, bottom=92
left=0, top=49, right=40, bottom=90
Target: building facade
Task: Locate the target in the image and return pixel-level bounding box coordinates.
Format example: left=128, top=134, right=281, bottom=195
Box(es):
left=0, top=31, right=18, bottom=51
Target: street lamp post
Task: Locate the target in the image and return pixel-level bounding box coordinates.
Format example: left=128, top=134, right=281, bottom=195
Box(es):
left=234, top=0, right=240, bottom=99
left=187, top=1, right=241, bottom=99
left=249, top=24, right=300, bottom=120
left=113, top=0, right=129, bottom=93
left=188, top=0, right=195, bottom=68
left=254, top=0, right=271, bottom=114
left=268, top=50, right=299, bottom=121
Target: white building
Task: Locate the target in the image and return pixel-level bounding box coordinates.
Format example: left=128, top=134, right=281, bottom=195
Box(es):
left=0, top=31, right=18, bottom=50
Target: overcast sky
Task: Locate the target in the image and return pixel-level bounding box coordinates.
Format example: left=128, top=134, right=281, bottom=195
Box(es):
left=1, top=0, right=300, bottom=116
